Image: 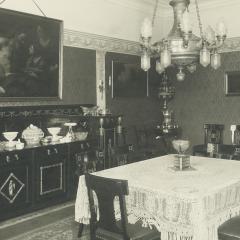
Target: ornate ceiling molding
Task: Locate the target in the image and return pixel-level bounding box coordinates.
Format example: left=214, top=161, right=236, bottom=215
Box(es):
left=64, top=29, right=240, bottom=54
left=220, top=37, right=240, bottom=53
left=64, top=29, right=141, bottom=55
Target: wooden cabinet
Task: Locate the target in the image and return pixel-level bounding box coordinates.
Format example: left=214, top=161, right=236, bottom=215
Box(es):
left=68, top=140, right=105, bottom=197
left=0, top=105, right=129, bottom=222
left=87, top=115, right=125, bottom=169
left=34, top=145, right=67, bottom=206
left=0, top=150, right=32, bottom=221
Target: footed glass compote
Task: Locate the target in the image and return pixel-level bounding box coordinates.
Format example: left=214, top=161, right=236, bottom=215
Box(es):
left=64, top=122, right=77, bottom=141
left=47, top=127, right=61, bottom=142
left=3, top=131, right=18, bottom=148
left=172, top=139, right=190, bottom=170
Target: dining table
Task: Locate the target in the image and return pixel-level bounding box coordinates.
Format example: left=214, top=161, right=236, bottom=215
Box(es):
left=75, top=154, right=240, bottom=240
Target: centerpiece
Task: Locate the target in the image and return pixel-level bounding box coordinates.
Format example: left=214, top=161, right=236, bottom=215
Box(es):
left=172, top=139, right=190, bottom=170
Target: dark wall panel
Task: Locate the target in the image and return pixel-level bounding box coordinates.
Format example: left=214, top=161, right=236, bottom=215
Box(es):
left=170, top=51, right=240, bottom=148
left=105, top=52, right=161, bottom=144
left=62, top=46, right=96, bottom=105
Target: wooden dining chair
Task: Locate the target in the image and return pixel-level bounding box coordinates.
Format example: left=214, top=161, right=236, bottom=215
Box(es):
left=84, top=173, right=160, bottom=240
left=109, top=144, right=133, bottom=168
left=134, top=125, right=165, bottom=161
left=218, top=216, right=240, bottom=240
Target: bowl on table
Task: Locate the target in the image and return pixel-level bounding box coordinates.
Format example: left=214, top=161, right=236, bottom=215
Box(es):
left=75, top=132, right=88, bottom=141
left=172, top=139, right=190, bottom=154
left=172, top=139, right=191, bottom=170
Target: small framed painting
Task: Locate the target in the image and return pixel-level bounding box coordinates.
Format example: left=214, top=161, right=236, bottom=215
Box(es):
left=111, top=60, right=148, bottom=98
left=225, top=71, right=240, bottom=96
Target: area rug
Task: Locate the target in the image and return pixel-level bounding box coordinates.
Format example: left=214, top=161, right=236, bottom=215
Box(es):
left=7, top=216, right=80, bottom=240
left=0, top=201, right=89, bottom=240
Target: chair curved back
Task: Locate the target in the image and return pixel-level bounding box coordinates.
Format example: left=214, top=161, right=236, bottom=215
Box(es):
left=85, top=173, right=129, bottom=239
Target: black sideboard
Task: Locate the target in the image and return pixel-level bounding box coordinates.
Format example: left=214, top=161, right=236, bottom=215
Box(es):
left=0, top=105, right=127, bottom=221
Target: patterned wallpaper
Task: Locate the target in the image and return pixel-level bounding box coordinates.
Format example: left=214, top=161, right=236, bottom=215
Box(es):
left=105, top=52, right=161, bottom=145
left=169, top=51, right=240, bottom=148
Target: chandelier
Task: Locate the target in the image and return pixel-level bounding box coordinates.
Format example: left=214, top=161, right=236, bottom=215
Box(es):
left=140, top=0, right=227, bottom=81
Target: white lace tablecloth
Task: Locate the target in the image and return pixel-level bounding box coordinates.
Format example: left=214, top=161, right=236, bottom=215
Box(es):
left=75, top=154, right=240, bottom=240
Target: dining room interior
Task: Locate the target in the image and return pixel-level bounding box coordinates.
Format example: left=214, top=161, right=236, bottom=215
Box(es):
left=0, top=0, right=240, bottom=240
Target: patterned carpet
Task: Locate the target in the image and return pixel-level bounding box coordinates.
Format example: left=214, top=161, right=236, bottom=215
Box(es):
left=0, top=202, right=89, bottom=240
left=8, top=216, right=78, bottom=240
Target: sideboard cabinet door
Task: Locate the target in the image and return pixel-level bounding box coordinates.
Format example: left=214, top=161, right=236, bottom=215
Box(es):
left=34, top=145, right=67, bottom=206
left=0, top=150, right=32, bottom=221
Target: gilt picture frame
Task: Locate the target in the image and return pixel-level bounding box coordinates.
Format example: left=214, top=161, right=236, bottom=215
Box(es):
left=225, top=71, right=240, bottom=96
left=0, top=8, right=63, bottom=100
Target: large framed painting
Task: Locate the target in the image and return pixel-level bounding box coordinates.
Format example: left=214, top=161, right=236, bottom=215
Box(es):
left=111, top=60, right=148, bottom=98
left=225, top=71, right=240, bottom=96
left=0, top=8, right=63, bottom=100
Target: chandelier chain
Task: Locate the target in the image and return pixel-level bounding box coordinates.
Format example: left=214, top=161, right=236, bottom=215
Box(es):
left=194, top=0, right=204, bottom=39
left=152, top=0, right=159, bottom=26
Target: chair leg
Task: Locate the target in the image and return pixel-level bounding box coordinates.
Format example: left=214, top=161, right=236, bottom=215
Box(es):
left=77, top=223, right=84, bottom=238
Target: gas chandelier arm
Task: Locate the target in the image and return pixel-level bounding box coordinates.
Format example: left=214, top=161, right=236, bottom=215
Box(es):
left=140, top=38, right=165, bottom=54
left=195, top=0, right=226, bottom=51
left=206, top=39, right=226, bottom=51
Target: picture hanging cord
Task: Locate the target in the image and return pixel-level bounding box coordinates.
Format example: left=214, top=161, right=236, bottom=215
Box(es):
left=0, top=0, right=47, bottom=17
left=32, top=0, right=47, bottom=17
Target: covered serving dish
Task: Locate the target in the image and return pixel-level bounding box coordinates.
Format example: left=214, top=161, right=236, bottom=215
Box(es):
left=22, top=124, right=44, bottom=145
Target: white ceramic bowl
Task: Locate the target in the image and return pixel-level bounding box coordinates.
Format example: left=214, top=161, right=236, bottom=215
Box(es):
left=172, top=139, right=190, bottom=153
left=3, top=131, right=18, bottom=141
left=47, top=127, right=61, bottom=137
left=75, top=132, right=88, bottom=141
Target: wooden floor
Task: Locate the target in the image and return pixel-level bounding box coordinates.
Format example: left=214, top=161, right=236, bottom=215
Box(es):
left=0, top=201, right=82, bottom=240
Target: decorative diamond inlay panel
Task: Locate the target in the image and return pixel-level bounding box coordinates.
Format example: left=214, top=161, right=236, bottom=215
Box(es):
left=0, top=173, right=25, bottom=204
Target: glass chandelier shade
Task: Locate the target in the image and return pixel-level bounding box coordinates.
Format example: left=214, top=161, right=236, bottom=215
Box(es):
left=161, top=48, right=171, bottom=68
left=156, top=60, right=165, bottom=74
left=200, top=45, right=211, bottom=67
left=211, top=52, right=221, bottom=70
left=141, top=51, right=151, bottom=71
left=140, top=18, right=152, bottom=39
left=176, top=67, right=185, bottom=82
left=140, top=0, right=227, bottom=81
left=216, top=19, right=227, bottom=37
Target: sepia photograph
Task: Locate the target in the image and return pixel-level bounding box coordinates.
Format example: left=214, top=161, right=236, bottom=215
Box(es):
left=0, top=0, right=239, bottom=240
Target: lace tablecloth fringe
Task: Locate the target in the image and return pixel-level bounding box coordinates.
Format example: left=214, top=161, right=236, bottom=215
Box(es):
left=75, top=176, right=194, bottom=239
left=205, top=205, right=240, bottom=240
